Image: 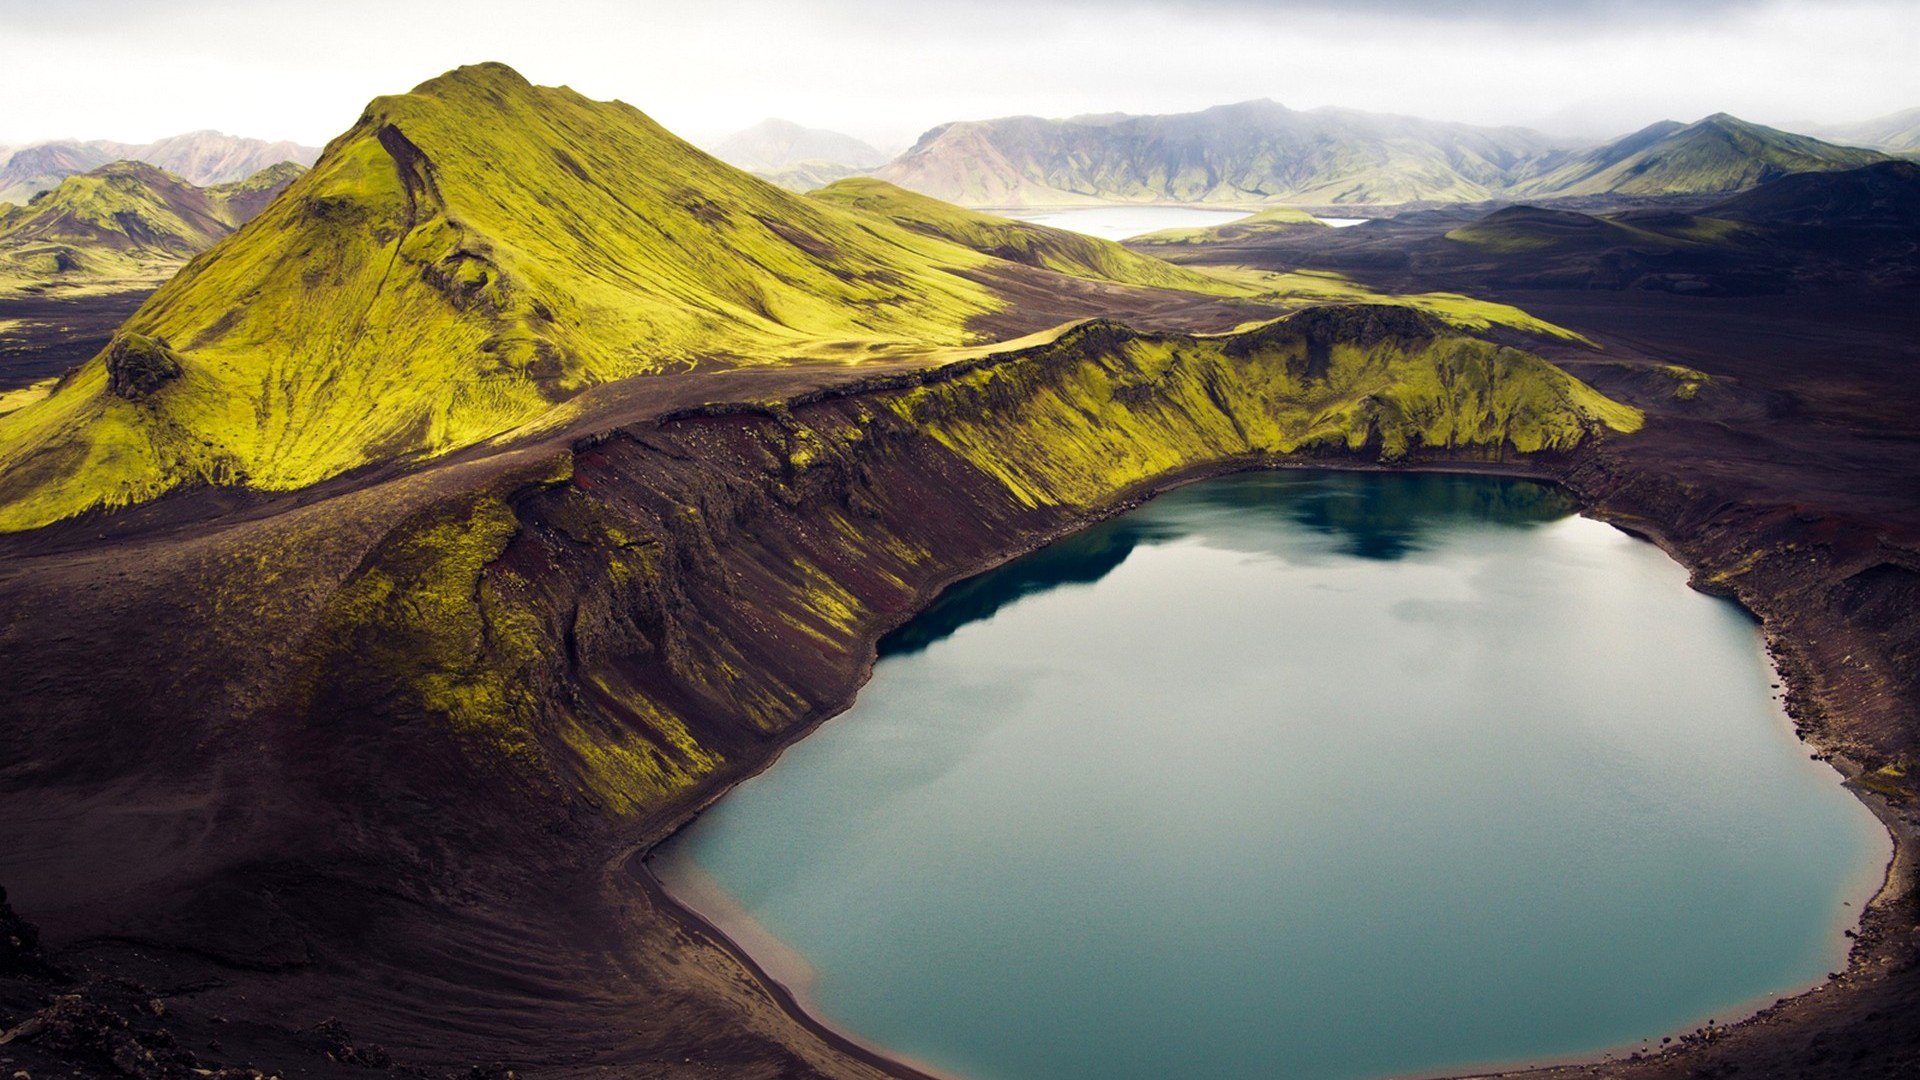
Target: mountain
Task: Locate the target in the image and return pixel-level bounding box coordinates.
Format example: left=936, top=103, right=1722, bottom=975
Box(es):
left=754, top=159, right=866, bottom=193
left=1806, top=107, right=1920, bottom=154
left=0, top=160, right=304, bottom=296
left=1703, top=160, right=1920, bottom=227
left=0, top=64, right=1259, bottom=531
left=128, top=129, right=321, bottom=185
left=205, top=160, right=309, bottom=220
left=809, top=178, right=1236, bottom=293
left=710, top=117, right=887, bottom=172
left=872, top=99, right=1569, bottom=207
left=1514, top=114, right=1889, bottom=198
left=0, top=142, right=117, bottom=203
left=0, top=132, right=321, bottom=204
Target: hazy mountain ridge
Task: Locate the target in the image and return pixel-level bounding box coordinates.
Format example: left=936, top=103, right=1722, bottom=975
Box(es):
left=876, top=99, right=1571, bottom=207
left=874, top=102, right=1894, bottom=207
left=710, top=117, right=887, bottom=171
left=1806, top=107, right=1920, bottom=154
left=0, top=130, right=321, bottom=204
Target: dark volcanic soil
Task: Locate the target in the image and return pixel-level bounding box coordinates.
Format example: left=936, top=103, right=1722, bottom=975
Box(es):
left=0, top=290, right=156, bottom=391
left=1, top=219, right=1917, bottom=1080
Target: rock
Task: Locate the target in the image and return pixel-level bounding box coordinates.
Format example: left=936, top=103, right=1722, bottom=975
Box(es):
left=104, top=334, right=183, bottom=400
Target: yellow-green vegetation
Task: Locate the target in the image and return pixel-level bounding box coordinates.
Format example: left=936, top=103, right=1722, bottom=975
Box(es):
left=307, top=454, right=725, bottom=812
left=0, top=159, right=304, bottom=296
left=881, top=312, right=1637, bottom=509
left=1658, top=363, right=1711, bottom=401
left=0, top=377, right=54, bottom=416
left=1855, top=761, right=1912, bottom=801
left=0, top=64, right=1265, bottom=531
left=0, top=66, right=991, bottom=529
left=1212, top=267, right=1594, bottom=346
left=810, top=177, right=1243, bottom=294
left=1131, top=207, right=1326, bottom=245
left=0, top=64, right=1603, bottom=534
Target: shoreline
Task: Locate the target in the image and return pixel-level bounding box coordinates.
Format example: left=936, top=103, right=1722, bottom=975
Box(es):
left=613, top=457, right=1910, bottom=1080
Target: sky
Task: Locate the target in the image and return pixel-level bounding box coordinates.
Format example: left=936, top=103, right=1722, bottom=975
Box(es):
left=2, top=0, right=1916, bottom=151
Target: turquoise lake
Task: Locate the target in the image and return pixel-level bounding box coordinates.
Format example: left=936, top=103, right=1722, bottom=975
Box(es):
left=652, top=471, right=1890, bottom=1080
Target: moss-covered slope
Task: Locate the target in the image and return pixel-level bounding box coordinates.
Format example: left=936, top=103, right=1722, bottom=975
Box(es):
left=0, top=64, right=1248, bottom=532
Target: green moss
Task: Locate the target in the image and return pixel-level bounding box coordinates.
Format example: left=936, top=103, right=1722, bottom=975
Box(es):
left=1209, top=268, right=1595, bottom=346
left=879, top=310, right=1636, bottom=512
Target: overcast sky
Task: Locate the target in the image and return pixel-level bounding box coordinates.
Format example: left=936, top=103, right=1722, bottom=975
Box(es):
left=3, top=0, right=1916, bottom=150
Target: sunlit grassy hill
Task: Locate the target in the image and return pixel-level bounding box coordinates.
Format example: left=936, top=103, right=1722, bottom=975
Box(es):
left=0, top=160, right=304, bottom=295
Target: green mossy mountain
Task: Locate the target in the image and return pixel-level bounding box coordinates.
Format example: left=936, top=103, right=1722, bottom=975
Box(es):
left=0, top=64, right=1261, bottom=531
left=1514, top=114, right=1889, bottom=198
left=0, top=159, right=305, bottom=295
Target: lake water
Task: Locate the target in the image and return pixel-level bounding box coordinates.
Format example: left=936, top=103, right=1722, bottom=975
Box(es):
left=1004, top=206, right=1366, bottom=240
left=652, top=471, right=1889, bottom=1080
left=1005, top=206, right=1251, bottom=240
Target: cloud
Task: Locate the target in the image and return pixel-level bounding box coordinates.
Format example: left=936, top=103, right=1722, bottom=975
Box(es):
left=0, top=0, right=1914, bottom=149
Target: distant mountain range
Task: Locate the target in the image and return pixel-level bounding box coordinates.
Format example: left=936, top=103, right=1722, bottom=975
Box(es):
left=0, top=130, right=320, bottom=204
left=0, top=159, right=305, bottom=295
left=872, top=102, right=1896, bottom=208
left=1509, top=114, right=1887, bottom=198
left=708, top=118, right=887, bottom=192
left=1807, top=107, right=1920, bottom=154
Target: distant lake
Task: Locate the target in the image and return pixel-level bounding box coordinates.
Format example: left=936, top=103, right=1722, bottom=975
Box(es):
left=654, top=471, right=1889, bottom=1080
left=1004, top=206, right=1252, bottom=240
left=1003, top=206, right=1369, bottom=240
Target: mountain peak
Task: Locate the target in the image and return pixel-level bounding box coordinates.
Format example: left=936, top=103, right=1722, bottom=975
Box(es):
left=0, top=66, right=1032, bottom=529
left=410, top=61, right=534, bottom=98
